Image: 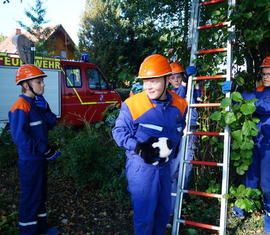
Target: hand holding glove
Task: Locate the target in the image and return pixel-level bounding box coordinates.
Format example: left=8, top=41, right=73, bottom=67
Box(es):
left=44, top=146, right=61, bottom=161
left=35, top=95, right=48, bottom=109
left=135, top=137, right=172, bottom=165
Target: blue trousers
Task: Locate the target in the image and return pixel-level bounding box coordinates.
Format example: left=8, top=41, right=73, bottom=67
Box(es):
left=126, top=155, right=171, bottom=235
left=18, top=160, right=48, bottom=235
left=243, top=138, right=270, bottom=232
left=170, top=133, right=198, bottom=215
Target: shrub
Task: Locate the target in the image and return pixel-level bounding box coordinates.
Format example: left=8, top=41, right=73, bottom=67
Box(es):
left=0, top=126, right=17, bottom=168
left=49, top=123, right=128, bottom=201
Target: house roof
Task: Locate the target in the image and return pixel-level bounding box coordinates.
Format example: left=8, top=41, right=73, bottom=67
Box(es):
left=0, top=24, right=76, bottom=54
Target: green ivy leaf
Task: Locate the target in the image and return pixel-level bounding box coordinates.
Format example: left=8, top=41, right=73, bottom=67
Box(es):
left=210, top=111, right=221, bottom=121
left=236, top=167, right=245, bottom=175
left=232, top=130, right=243, bottom=142
left=225, top=112, right=236, bottom=124
left=240, top=150, right=253, bottom=160
left=240, top=103, right=256, bottom=115
left=240, top=137, right=254, bottom=150
left=242, top=120, right=252, bottom=136
left=232, top=141, right=241, bottom=150
left=221, top=98, right=231, bottom=108
left=231, top=151, right=240, bottom=160
left=252, top=117, right=260, bottom=123
left=232, top=103, right=241, bottom=112
left=231, top=92, right=243, bottom=102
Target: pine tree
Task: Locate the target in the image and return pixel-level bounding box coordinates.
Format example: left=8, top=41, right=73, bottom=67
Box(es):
left=17, top=0, right=51, bottom=56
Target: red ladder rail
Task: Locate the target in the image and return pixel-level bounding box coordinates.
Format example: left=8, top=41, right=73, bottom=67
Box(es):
left=197, top=48, right=227, bottom=54
left=198, top=22, right=229, bottom=30
left=186, top=160, right=223, bottom=166
left=193, top=74, right=226, bottom=80
left=179, top=219, right=220, bottom=231
left=201, top=0, right=226, bottom=6
left=190, top=103, right=221, bottom=108
left=188, top=131, right=224, bottom=136
left=180, top=189, right=222, bottom=198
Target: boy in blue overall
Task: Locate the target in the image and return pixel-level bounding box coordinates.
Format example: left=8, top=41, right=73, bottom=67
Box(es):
left=112, top=54, right=187, bottom=234
left=233, top=56, right=270, bottom=234
left=168, top=62, right=200, bottom=224
left=9, top=64, right=61, bottom=235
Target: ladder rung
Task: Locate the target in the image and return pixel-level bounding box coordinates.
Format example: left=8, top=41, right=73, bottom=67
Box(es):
left=182, top=190, right=222, bottom=198
left=193, top=75, right=226, bottom=80
left=198, top=22, right=229, bottom=30
left=197, top=48, right=227, bottom=54
left=179, top=219, right=220, bottom=231
left=190, top=103, right=221, bottom=108
left=189, top=131, right=224, bottom=136
left=201, top=0, right=226, bottom=6
left=186, top=160, right=223, bottom=166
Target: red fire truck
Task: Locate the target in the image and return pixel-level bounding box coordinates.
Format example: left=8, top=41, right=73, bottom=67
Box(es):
left=0, top=53, right=122, bottom=126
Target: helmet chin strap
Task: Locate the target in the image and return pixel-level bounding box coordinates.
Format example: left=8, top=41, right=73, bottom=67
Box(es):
left=155, top=76, right=167, bottom=100
left=27, top=81, right=38, bottom=97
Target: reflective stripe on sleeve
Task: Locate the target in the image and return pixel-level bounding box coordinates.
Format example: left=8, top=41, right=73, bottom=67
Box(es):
left=19, top=221, right=37, bottom=226
left=37, top=213, right=47, bottom=217
left=29, top=120, right=42, bottom=126
left=139, top=123, right=163, bottom=131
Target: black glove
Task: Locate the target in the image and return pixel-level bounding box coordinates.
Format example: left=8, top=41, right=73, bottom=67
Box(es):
left=135, top=137, right=172, bottom=165
left=44, top=146, right=61, bottom=161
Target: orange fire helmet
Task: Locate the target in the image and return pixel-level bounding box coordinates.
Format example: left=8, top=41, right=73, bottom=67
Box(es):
left=170, top=62, right=185, bottom=74
left=261, top=56, right=270, bottom=68
left=137, top=54, right=172, bottom=79
left=16, top=64, right=47, bottom=85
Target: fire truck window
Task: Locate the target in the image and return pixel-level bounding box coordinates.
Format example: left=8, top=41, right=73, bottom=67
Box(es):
left=87, top=68, right=109, bottom=90
left=65, top=67, right=82, bottom=87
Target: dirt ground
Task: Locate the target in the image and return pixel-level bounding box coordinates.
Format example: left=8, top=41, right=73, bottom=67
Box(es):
left=0, top=166, right=264, bottom=235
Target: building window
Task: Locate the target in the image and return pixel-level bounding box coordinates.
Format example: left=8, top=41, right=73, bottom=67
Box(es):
left=60, top=50, right=67, bottom=58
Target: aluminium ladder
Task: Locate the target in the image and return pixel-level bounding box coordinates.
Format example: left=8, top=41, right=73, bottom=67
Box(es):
left=172, top=0, right=235, bottom=234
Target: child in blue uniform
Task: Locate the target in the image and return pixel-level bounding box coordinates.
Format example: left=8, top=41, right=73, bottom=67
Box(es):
left=112, top=54, right=187, bottom=234
left=9, top=64, right=61, bottom=235
left=168, top=62, right=200, bottom=223
left=233, top=56, right=270, bottom=234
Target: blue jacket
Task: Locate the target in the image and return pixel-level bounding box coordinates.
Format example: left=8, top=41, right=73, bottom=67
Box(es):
left=112, top=91, right=187, bottom=159
left=9, top=94, right=56, bottom=160
left=243, top=86, right=270, bottom=142
left=173, top=85, right=201, bottom=127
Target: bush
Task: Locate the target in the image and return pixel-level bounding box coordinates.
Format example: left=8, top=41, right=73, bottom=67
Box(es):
left=0, top=126, right=17, bottom=168
left=115, top=88, right=130, bottom=101
left=49, top=123, right=128, bottom=201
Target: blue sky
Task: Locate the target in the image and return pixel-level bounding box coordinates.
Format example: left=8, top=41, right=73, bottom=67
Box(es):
left=0, top=0, right=86, bottom=45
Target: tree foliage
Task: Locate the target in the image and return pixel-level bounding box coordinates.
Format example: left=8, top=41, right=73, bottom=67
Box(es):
left=17, top=0, right=51, bottom=56
left=79, top=0, right=191, bottom=85
left=78, top=0, right=270, bottom=89
left=231, top=0, right=270, bottom=78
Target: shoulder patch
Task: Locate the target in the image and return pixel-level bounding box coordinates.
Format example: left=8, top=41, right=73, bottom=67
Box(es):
left=169, top=91, right=187, bottom=116
left=125, top=91, right=155, bottom=120
left=256, top=86, right=265, bottom=92
left=10, top=97, right=31, bottom=113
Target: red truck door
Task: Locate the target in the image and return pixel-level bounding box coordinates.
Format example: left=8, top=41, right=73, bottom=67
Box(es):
left=84, top=66, right=119, bottom=123
left=60, top=62, right=121, bottom=125
left=61, top=64, right=87, bottom=125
